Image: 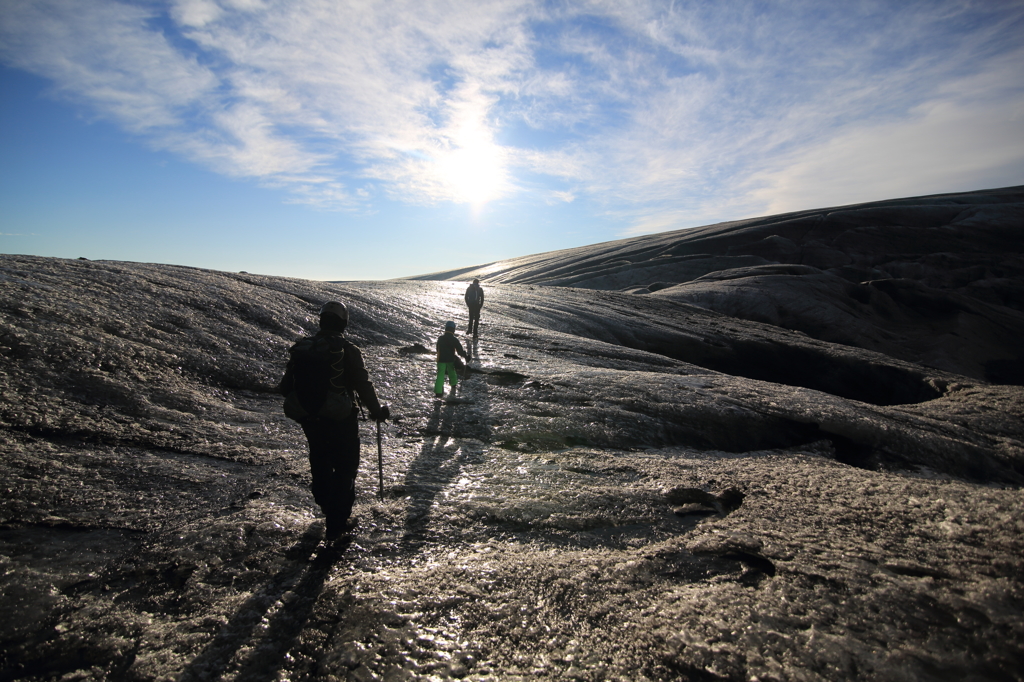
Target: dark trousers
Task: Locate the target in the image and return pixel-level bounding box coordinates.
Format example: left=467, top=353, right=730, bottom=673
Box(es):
left=301, top=414, right=361, bottom=522
left=468, top=305, right=481, bottom=335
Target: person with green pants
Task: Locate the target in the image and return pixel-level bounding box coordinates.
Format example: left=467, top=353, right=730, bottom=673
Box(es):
left=435, top=320, right=468, bottom=397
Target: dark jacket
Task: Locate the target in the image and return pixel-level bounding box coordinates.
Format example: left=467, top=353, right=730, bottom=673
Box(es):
left=436, top=331, right=467, bottom=363
left=279, top=330, right=383, bottom=416
left=465, top=283, right=484, bottom=310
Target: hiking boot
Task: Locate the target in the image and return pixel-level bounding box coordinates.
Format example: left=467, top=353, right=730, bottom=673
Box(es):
left=325, top=516, right=356, bottom=540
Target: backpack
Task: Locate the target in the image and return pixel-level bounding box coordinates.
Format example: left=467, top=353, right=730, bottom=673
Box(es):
left=282, top=335, right=353, bottom=422
left=466, top=284, right=483, bottom=307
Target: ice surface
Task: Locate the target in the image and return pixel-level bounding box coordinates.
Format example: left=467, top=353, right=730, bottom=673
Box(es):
left=411, top=187, right=1024, bottom=385
left=1, top=254, right=1023, bottom=680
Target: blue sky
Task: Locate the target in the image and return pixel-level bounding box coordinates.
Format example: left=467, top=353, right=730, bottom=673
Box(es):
left=2, top=0, right=1023, bottom=281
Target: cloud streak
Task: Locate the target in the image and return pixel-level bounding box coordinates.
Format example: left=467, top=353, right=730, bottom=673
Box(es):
left=2, top=0, right=1022, bottom=226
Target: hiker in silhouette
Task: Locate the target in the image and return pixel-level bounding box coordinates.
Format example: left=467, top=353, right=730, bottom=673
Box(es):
left=435, top=320, right=468, bottom=398
left=464, top=278, right=484, bottom=336
left=278, top=301, right=389, bottom=539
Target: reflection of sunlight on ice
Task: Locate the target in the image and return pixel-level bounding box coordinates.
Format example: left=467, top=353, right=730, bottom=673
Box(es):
left=429, top=447, right=663, bottom=533
left=473, top=260, right=509, bottom=276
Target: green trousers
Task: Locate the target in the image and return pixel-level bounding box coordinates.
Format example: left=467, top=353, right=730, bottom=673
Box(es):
left=435, top=362, right=458, bottom=394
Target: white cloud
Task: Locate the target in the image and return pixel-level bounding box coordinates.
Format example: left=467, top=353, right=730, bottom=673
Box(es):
left=746, top=94, right=1024, bottom=216
left=170, top=0, right=224, bottom=28
left=0, top=0, right=218, bottom=130
left=598, top=2, right=1024, bottom=233
left=1, top=0, right=539, bottom=207
left=175, top=0, right=541, bottom=205
left=2, top=0, right=1022, bottom=221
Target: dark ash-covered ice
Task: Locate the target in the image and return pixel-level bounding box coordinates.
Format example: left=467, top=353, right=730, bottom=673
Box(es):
left=2, top=189, right=1024, bottom=681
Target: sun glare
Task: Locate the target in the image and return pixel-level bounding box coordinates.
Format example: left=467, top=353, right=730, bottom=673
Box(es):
left=434, top=120, right=509, bottom=208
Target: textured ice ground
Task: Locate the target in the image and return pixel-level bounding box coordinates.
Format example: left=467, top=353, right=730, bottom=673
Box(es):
left=2, top=255, right=1023, bottom=681
left=411, top=186, right=1024, bottom=385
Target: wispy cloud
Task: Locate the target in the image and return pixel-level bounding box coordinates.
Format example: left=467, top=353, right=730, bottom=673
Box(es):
left=600, top=1, right=1024, bottom=232
left=2, top=0, right=1022, bottom=225
left=0, top=0, right=218, bottom=129
left=744, top=64, right=1024, bottom=217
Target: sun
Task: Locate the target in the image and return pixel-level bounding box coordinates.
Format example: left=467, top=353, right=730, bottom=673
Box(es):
left=439, top=145, right=505, bottom=206
left=435, top=123, right=510, bottom=207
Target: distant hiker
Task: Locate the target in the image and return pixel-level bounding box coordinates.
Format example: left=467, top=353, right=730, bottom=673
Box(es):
left=464, top=278, right=484, bottom=336
left=435, top=320, right=469, bottom=398
left=278, top=301, right=389, bottom=539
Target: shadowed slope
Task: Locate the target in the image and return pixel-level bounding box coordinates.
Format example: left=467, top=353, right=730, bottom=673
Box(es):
left=408, top=186, right=1024, bottom=383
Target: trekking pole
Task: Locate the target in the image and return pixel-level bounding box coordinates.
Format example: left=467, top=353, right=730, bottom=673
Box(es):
left=376, top=417, right=384, bottom=500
